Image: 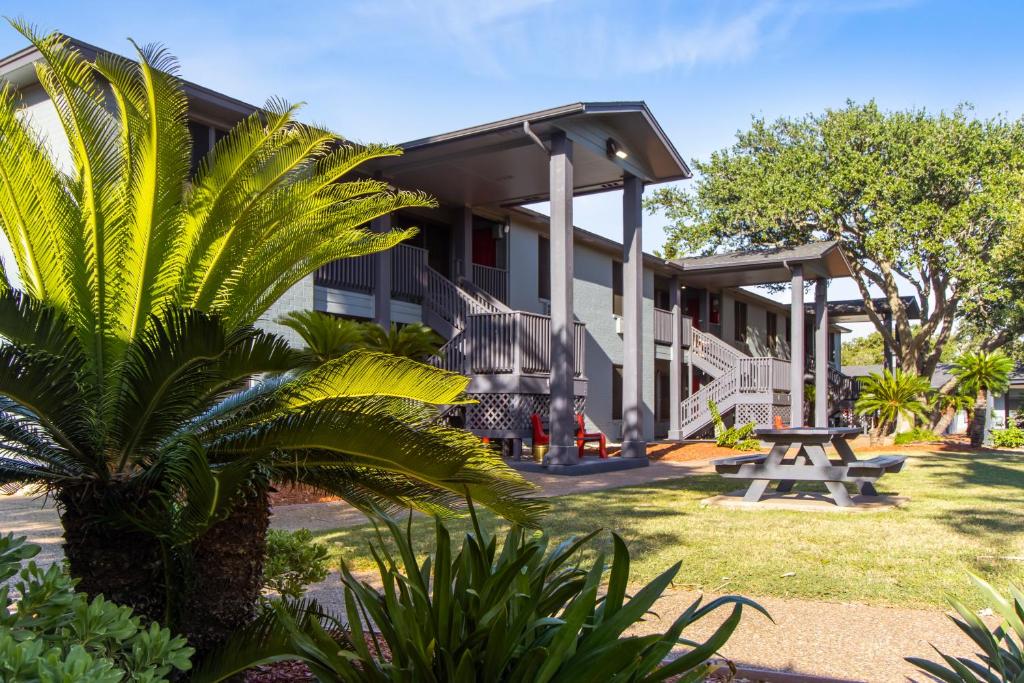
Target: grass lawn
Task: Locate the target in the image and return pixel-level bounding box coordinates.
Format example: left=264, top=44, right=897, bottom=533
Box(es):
left=314, top=449, right=1024, bottom=610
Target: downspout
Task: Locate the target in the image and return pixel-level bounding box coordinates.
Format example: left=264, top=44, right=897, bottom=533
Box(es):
left=523, top=121, right=550, bottom=153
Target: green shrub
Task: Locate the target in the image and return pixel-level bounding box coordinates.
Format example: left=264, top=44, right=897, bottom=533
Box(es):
left=709, top=400, right=761, bottom=451
left=200, top=507, right=768, bottom=682
left=907, top=574, right=1023, bottom=682
left=263, top=528, right=331, bottom=600
left=894, top=427, right=940, bottom=445
left=992, top=425, right=1024, bottom=448
left=0, top=533, right=193, bottom=681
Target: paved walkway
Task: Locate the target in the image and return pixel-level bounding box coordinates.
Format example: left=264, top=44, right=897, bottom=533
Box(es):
left=0, top=461, right=992, bottom=681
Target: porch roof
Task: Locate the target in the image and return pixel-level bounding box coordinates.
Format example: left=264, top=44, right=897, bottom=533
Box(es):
left=362, top=102, right=691, bottom=207
left=813, top=296, right=922, bottom=323
left=671, top=241, right=853, bottom=288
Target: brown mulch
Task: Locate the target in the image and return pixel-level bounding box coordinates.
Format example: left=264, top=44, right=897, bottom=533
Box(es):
left=269, top=484, right=340, bottom=507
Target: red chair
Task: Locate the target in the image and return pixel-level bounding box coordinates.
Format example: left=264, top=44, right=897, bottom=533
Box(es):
left=576, top=414, right=607, bottom=459
left=530, top=413, right=549, bottom=447
left=773, top=415, right=788, bottom=430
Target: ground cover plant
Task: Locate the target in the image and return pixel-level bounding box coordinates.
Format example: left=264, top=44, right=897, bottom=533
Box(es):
left=316, top=450, right=1024, bottom=611
left=262, top=528, right=331, bottom=601
left=0, top=533, right=193, bottom=681
left=196, top=508, right=767, bottom=682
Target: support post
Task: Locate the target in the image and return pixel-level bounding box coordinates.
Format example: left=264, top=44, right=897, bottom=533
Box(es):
left=455, top=207, right=474, bottom=281
left=669, top=276, right=683, bottom=439
left=545, top=132, right=577, bottom=465
left=789, top=265, right=805, bottom=427
left=621, top=174, right=646, bottom=458
left=814, top=278, right=829, bottom=428
left=372, top=215, right=392, bottom=329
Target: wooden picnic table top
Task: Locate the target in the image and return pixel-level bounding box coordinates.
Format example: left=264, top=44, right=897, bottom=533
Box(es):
left=754, top=427, right=861, bottom=442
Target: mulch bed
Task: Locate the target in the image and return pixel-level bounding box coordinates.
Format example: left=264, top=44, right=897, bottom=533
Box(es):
left=269, top=484, right=340, bottom=507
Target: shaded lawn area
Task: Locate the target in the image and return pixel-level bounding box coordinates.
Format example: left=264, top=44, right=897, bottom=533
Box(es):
left=314, top=450, right=1024, bottom=610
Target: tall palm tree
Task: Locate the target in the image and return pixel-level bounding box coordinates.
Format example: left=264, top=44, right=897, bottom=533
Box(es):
left=854, top=369, right=931, bottom=438
left=952, top=350, right=1015, bottom=447
left=0, top=25, right=543, bottom=650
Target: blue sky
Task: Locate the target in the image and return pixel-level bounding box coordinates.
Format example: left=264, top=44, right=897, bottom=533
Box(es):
left=2, top=0, right=1023, bottom=333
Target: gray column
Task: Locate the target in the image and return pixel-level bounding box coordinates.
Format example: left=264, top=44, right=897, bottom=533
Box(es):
left=883, top=313, right=894, bottom=372
left=546, top=132, right=577, bottom=465
left=372, top=215, right=392, bottom=329
left=621, top=174, right=646, bottom=458
left=789, top=265, right=805, bottom=427
left=814, top=278, right=828, bottom=428
left=454, top=207, right=474, bottom=281
left=668, top=276, right=683, bottom=439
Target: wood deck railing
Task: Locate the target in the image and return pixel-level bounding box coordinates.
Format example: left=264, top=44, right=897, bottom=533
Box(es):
left=654, top=309, right=693, bottom=347
left=315, top=244, right=429, bottom=301
left=464, top=311, right=586, bottom=377
left=471, top=263, right=508, bottom=304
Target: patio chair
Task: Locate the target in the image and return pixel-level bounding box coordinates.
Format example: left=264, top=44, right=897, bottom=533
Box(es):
left=576, top=414, right=608, bottom=459
left=530, top=413, right=549, bottom=448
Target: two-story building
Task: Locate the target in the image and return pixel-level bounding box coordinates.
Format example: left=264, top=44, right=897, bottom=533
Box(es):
left=1, top=37, right=859, bottom=471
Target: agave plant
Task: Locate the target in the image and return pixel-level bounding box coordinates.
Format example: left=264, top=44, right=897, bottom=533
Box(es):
left=196, top=507, right=768, bottom=682
left=952, top=350, right=1016, bottom=447
left=854, top=369, right=931, bottom=437
left=0, top=24, right=543, bottom=650
left=907, top=574, right=1024, bottom=683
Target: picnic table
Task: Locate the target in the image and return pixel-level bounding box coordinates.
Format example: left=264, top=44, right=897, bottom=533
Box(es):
left=712, top=427, right=906, bottom=507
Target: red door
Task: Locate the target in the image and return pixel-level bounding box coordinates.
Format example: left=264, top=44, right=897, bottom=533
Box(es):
left=472, top=228, right=497, bottom=268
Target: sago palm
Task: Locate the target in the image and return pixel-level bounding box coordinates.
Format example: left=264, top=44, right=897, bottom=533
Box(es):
left=277, top=310, right=366, bottom=363
left=952, top=350, right=1015, bottom=447
left=361, top=321, right=444, bottom=362
left=854, top=369, right=931, bottom=436
left=0, top=24, right=543, bottom=650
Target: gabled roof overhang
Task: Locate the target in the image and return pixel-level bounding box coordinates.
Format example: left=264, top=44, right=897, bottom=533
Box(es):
left=363, top=102, right=691, bottom=207
left=671, top=241, right=853, bottom=288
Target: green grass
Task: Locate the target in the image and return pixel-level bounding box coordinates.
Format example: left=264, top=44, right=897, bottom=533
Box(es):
left=314, top=450, right=1024, bottom=610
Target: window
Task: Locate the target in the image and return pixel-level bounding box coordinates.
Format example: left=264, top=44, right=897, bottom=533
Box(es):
left=655, top=367, right=671, bottom=422
left=611, top=365, right=623, bottom=420
left=734, top=301, right=748, bottom=342
left=538, top=236, right=550, bottom=300
left=188, top=120, right=228, bottom=177
left=709, top=293, right=721, bottom=325
left=785, top=316, right=792, bottom=343
left=612, top=261, right=623, bottom=316
left=767, top=312, right=778, bottom=351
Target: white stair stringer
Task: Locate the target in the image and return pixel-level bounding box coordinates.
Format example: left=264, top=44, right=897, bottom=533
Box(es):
left=689, top=327, right=745, bottom=377
left=678, top=367, right=740, bottom=437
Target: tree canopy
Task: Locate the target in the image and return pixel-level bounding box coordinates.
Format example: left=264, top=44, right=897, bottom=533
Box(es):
left=646, top=100, right=1024, bottom=388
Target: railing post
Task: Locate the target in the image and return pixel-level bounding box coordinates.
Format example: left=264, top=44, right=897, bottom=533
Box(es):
left=513, top=313, right=523, bottom=376
left=372, top=215, right=391, bottom=329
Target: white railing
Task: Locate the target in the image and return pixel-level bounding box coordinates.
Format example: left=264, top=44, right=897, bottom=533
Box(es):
left=471, top=263, right=508, bottom=304
left=690, top=326, right=744, bottom=376
left=679, top=369, right=739, bottom=434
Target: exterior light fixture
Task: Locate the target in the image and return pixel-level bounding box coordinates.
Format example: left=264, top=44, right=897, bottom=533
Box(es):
left=606, top=138, right=628, bottom=160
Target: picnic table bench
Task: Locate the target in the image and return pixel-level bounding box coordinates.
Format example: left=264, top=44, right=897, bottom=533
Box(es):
left=713, top=427, right=906, bottom=507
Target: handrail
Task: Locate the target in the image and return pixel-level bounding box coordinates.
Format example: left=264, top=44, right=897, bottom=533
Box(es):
left=464, top=310, right=586, bottom=377
left=679, top=368, right=739, bottom=434
left=690, top=326, right=744, bottom=375
left=470, top=263, right=508, bottom=304
left=391, top=244, right=428, bottom=302
left=457, top=275, right=512, bottom=314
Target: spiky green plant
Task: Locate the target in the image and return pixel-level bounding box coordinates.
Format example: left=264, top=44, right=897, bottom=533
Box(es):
left=362, top=321, right=444, bottom=362
left=952, top=350, right=1016, bottom=447
left=854, top=369, right=931, bottom=436
left=276, top=310, right=366, bottom=364
left=0, top=24, right=542, bottom=650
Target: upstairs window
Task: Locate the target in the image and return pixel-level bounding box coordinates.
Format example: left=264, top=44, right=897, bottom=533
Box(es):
left=612, top=364, right=623, bottom=420
left=734, top=301, right=748, bottom=342
left=612, top=261, right=623, bottom=316
left=767, top=311, right=778, bottom=351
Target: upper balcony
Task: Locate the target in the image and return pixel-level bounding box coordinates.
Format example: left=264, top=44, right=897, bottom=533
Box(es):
left=652, top=308, right=693, bottom=348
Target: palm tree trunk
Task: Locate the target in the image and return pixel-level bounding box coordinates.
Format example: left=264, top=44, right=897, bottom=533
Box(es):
left=58, top=484, right=270, bottom=655
left=177, top=486, right=271, bottom=654
left=933, top=407, right=956, bottom=436
left=970, top=390, right=987, bottom=447
left=57, top=485, right=166, bottom=624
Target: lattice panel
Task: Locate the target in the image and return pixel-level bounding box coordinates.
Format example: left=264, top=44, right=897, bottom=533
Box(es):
left=772, top=404, right=791, bottom=425
left=464, top=393, right=585, bottom=436
left=736, top=403, right=771, bottom=429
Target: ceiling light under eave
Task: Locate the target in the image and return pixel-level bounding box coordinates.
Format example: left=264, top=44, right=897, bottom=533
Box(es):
left=606, top=138, right=629, bottom=160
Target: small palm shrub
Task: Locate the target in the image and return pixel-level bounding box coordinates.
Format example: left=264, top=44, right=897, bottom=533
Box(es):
left=262, top=529, right=331, bottom=601
left=854, top=369, right=931, bottom=436
left=907, top=574, right=1024, bottom=682
left=953, top=350, right=1016, bottom=447
left=199, top=508, right=768, bottom=682
left=277, top=310, right=367, bottom=363
left=991, top=426, right=1024, bottom=448
left=893, top=427, right=940, bottom=445
left=0, top=533, right=193, bottom=681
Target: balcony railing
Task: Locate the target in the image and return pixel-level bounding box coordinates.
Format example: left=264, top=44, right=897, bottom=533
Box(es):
left=471, top=263, right=508, bottom=304
left=316, top=244, right=429, bottom=302
left=465, top=311, right=586, bottom=377
left=653, top=309, right=694, bottom=348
